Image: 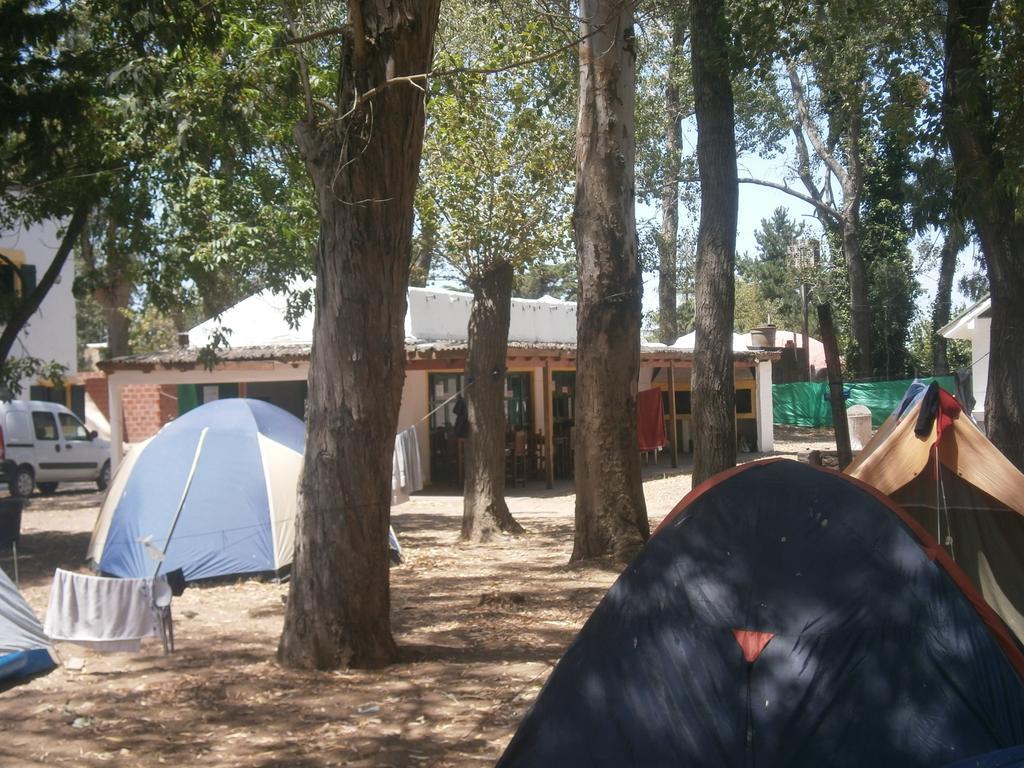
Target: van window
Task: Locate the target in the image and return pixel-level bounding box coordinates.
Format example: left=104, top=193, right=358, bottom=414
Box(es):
left=32, top=412, right=58, bottom=441
left=59, top=413, right=90, bottom=441
left=4, top=412, right=31, bottom=443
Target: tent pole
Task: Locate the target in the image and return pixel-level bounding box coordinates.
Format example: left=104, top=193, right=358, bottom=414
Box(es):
left=669, top=364, right=678, bottom=468
left=153, top=427, right=209, bottom=579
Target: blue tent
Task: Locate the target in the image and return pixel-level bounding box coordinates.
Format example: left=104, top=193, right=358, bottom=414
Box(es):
left=0, top=566, right=55, bottom=685
left=89, top=399, right=401, bottom=582
left=498, top=460, right=1024, bottom=767
left=88, top=399, right=309, bottom=582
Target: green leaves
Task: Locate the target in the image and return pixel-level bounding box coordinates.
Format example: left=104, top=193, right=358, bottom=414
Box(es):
left=736, top=208, right=810, bottom=331
left=417, top=1, right=575, bottom=292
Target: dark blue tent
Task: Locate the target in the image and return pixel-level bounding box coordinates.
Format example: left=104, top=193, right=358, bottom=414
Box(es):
left=497, top=459, right=1024, bottom=768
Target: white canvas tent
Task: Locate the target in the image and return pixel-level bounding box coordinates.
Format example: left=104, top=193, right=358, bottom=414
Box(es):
left=847, top=381, right=1024, bottom=643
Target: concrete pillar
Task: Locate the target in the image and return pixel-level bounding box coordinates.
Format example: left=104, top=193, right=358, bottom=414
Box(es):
left=108, top=376, right=124, bottom=471
left=755, top=359, right=774, bottom=452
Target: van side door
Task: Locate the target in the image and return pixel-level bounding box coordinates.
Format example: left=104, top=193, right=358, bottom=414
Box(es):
left=31, top=411, right=62, bottom=481
left=56, top=412, right=102, bottom=480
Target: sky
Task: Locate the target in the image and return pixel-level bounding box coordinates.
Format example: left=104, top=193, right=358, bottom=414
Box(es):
left=638, top=147, right=975, bottom=328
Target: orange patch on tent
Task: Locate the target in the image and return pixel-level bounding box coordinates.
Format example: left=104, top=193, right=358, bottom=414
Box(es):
left=733, top=629, right=775, bottom=663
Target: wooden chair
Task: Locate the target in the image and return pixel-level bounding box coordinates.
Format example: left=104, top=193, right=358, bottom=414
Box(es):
left=531, top=431, right=546, bottom=479
left=508, top=430, right=528, bottom=487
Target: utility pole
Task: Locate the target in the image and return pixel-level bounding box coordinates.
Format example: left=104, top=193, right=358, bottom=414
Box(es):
left=789, top=239, right=818, bottom=382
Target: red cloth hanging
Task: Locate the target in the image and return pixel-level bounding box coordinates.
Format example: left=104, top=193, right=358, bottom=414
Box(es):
left=637, top=389, right=668, bottom=452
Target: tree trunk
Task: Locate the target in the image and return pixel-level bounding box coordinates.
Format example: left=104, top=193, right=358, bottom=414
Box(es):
left=690, top=0, right=738, bottom=487
left=841, top=105, right=871, bottom=379
left=78, top=213, right=134, bottom=358
left=461, top=262, right=524, bottom=541
left=984, top=260, right=1024, bottom=468
left=843, top=207, right=871, bottom=378
left=657, top=15, right=685, bottom=346
left=410, top=216, right=436, bottom=287
left=787, top=63, right=871, bottom=379
left=95, top=277, right=133, bottom=358
left=818, top=303, right=853, bottom=469
left=932, top=219, right=965, bottom=375
left=278, top=1, right=441, bottom=670
left=943, top=0, right=1024, bottom=470
left=571, top=0, right=649, bottom=563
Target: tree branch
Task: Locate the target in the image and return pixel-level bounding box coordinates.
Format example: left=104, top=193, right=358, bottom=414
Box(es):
left=791, top=124, right=820, bottom=202
left=285, top=26, right=345, bottom=46
left=0, top=202, right=90, bottom=366
left=786, top=62, right=849, bottom=188
left=738, top=177, right=843, bottom=226
left=324, top=15, right=605, bottom=127
left=284, top=11, right=316, bottom=122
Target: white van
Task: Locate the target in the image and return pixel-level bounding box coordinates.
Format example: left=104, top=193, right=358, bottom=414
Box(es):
left=0, top=400, right=111, bottom=497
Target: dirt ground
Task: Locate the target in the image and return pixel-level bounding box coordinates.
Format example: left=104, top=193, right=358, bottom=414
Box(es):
left=1, top=427, right=836, bottom=767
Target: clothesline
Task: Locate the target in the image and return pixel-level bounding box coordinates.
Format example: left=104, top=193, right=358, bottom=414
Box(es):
left=415, top=376, right=477, bottom=427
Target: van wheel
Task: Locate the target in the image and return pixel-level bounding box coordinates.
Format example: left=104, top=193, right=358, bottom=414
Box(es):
left=11, top=467, right=34, bottom=498
left=97, top=461, right=111, bottom=492
left=37, top=482, right=58, bottom=495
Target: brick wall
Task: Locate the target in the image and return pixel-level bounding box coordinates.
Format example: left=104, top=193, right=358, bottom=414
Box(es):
left=79, top=371, right=109, bottom=420
left=78, top=372, right=178, bottom=443
left=159, top=385, right=178, bottom=426
left=123, top=384, right=175, bottom=442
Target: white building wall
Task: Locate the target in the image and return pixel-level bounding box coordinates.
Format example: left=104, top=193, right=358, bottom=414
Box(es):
left=406, top=287, right=576, bottom=344
left=939, top=297, right=992, bottom=427
left=0, top=218, right=77, bottom=395
left=397, top=370, right=430, bottom=481
left=638, top=367, right=654, bottom=392
left=970, top=318, right=991, bottom=426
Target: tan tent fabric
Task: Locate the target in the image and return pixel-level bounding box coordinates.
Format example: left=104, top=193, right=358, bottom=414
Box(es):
left=847, top=392, right=1024, bottom=643
left=87, top=437, right=153, bottom=566
left=256, top=433, right=302, bottom=572
left=844, top=403, right=935, bottom=497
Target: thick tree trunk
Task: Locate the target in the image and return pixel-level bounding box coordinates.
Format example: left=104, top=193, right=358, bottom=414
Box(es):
left=985, top=259, right=1024, bottom=468
left=571, top=0, right=649, bottom=563
left=461, top=262, right=524, bottom=541
left=932, top=220, right=965, bottom=375
left=657, top=16, right=685, bottom=346
left=944, top=0, right=1024, bottom=470
left=690, top=0, right=738, bottom=487
left=278, top=1, right=440, bottom=670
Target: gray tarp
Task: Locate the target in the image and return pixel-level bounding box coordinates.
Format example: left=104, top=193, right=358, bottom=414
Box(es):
left=0, top=566, right=50, bottom=655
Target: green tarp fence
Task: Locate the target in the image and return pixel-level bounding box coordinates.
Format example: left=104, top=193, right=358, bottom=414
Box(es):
left=177, top=383, right=240, bottom=416
left=773, top=376, right=957, bottom=428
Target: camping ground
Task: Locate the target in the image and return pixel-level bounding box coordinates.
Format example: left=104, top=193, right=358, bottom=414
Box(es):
left=1, top=427, right=833, bottom=767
